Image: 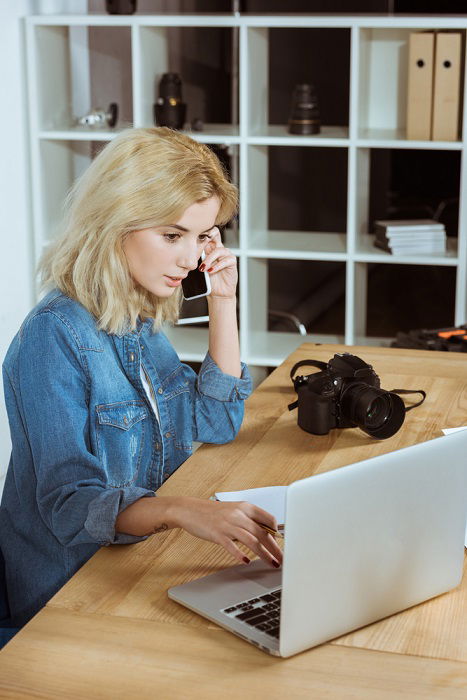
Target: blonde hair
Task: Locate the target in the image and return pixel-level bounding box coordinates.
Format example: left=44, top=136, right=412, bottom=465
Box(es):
left=39, top=127, right=238, bottom=335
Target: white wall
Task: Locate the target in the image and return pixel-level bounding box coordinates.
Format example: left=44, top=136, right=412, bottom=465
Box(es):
left=0, top=1, right=36, bottom=499
left=0, top=0, right=87, bottom=500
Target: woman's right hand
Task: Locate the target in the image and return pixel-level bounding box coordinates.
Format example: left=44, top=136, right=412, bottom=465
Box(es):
left=169, top=496, right=283, bottom=568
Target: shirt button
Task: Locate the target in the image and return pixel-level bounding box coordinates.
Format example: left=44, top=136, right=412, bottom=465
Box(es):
left=129, top=352, right=135, bottom=362
left=158, top=388, right=163, bottom=395
left=163, top=471, right=170, bottom=479
left=123, top=416, right=128, bottom=424
left=165, top=432, right=171, bottom=438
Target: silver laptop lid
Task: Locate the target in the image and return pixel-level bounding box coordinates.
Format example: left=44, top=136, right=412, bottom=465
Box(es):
left=279, top=430, right=467, bottom=658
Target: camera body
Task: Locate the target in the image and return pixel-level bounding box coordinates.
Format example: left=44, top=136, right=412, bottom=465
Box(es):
left=292, top=353, right=405, bottom=439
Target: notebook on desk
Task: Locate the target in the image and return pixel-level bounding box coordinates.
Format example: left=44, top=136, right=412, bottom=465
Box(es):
left=169, top=431, right=467, bottom=658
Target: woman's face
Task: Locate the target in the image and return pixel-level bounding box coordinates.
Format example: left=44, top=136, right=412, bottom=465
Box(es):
left=123, top=196, right=220, bottom=298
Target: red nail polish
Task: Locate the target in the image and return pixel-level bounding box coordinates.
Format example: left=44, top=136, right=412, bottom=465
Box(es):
left=207, top=267, right=213, bottom=273
left=272, top=559, right=280, bottom=568
left=199, top=264, right=205, bottom=272
left=243, top=556, right=250, bottom=564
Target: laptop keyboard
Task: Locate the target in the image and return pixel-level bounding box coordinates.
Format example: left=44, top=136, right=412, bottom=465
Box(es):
left=221, top=589, right=281, bottom=639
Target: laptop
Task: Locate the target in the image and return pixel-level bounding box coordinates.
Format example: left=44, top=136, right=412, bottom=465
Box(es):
left=168, top=430, right=467, bottom=657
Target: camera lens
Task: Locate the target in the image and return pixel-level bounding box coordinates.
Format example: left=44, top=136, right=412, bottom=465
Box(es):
left=365, top=395, right=390, bottom=428
left=288, top=83, right=321, bottom=135
left=341, top=383, right=405, bottom=439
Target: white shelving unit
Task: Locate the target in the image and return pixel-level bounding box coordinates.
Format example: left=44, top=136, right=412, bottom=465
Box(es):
left=25, top=13, right=467, bottom=370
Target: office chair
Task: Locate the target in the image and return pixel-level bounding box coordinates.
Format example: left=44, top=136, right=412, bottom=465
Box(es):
left=0, top=547, right=19, bottom=649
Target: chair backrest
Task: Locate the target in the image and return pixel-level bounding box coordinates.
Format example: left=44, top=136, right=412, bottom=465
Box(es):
left=0, top=546, right=11, bottom=623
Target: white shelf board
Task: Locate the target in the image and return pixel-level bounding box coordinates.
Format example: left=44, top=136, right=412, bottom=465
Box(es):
left=28, top=14, right=467, bottom=30
left=39, top=127, right=123, bottom=141
left=38, top=124, right=240, bottom=143
left=185, top=124, right=240, bottom=144
left=355, top=235, right=458, bottom=266
left=354, top=336, right=395, bottom=348
left=357, top=128, right=463, bottom=150
left=29, top=15, right=241, bottom=27
left=248, top=331, right=344, bottom=366
left=247, top=125, right=349, bottom=146
left=247, top=230, right=347, bottom=260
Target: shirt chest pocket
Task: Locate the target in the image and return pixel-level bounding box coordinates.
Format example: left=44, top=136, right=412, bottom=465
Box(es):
left=95, top=401, right=148, bottom=487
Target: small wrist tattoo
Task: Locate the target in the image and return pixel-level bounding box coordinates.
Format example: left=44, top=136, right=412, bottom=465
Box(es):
left=152, top=523, right=169, bottom=534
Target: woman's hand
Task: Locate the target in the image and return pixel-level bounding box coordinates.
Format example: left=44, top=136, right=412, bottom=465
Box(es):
left=170, top=497, right=283, bottom=568
left=201, top=227, right=237, bottom=299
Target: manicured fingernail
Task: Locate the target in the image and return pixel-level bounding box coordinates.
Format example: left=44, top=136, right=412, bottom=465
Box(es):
left=199, top=264, right=205, bottom=272
left=272, top=559, right=280, bottom=568
left=243, top=556, right=251, bottom=564
left=207, top=267, right=213, bottom=273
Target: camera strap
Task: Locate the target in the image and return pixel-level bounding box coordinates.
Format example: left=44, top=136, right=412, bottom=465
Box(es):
left=289, top=359, right=328, bottom=379
left=389, top=389, right=426, bottom=412
left=288, top=359, right=327, bottom=411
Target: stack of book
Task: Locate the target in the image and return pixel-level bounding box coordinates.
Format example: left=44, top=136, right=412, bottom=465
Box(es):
left=373, top=219, right=447, bottom=256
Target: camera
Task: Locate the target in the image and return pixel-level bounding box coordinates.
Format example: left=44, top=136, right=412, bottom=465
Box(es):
left=154, top=73, right=187, bottom=130
left=289, top=353, right=406, bottom=439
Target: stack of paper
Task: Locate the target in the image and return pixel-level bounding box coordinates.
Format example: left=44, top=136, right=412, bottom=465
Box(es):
left=373, top=219, right=446, bottom=256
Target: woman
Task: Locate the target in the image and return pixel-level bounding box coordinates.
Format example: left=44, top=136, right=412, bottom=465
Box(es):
left=0, top=127, right=282, bottom=628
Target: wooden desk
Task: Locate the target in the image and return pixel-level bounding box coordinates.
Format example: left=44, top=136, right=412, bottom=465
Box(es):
left=1, top=344, right=466, bottom=698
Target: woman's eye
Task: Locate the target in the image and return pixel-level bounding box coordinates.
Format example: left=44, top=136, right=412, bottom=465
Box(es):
left=163, top=233, right=180, bottom=242
left=198, top=234, right=212, bottom=243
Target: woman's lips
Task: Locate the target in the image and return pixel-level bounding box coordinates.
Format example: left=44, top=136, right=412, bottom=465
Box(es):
left=164, top=276, right=183, bottom=287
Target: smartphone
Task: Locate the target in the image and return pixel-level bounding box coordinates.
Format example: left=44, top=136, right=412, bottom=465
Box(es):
left=182, top=252, right=211, bottom=301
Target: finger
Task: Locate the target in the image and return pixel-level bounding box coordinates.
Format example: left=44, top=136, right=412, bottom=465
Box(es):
left=235, top=516, right=283, bottom=560
left=220, top=535, right=254, bottom=565
left=201, top=250, right=234, bottom=271
left=205, top=255, right=237, bottom=275
left=233, top=527, right=281, bottom=568
left=246, top=504, right=279, bottom=533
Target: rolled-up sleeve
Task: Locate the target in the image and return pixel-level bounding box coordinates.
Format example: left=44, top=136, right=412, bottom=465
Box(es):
left=16, top=310, right=154, bottom=548
left=85, top=488, right=155, bottom=546
left=197, top=352, right=252, bottom=401
left=182, top=352, right=252, bottom=444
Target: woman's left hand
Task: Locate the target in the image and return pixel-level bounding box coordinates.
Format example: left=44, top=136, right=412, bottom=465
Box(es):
left=201, top=227, right=238, bottom=299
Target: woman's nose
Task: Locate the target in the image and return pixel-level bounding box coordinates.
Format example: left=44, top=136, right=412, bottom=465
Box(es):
left=178, top=243, right=199, bottom=271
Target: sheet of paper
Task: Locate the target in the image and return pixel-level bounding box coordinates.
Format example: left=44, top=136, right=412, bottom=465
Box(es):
left=442, top=426, right=467, bottom=435
left=215, top=485, right=287, bottom=526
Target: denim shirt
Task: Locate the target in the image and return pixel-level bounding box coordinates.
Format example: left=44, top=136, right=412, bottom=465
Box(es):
left=0, top=289, right=252, bottom=627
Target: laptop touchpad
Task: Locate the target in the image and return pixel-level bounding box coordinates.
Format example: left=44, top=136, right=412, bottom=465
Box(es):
left=240, top=560, right=282, bottom=589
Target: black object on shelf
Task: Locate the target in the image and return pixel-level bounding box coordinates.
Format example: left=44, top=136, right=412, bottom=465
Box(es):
left=105, top=0, right=137, bottom=14
left=288, top=83, right=321, bottom=135
left=392, top=325, right=467, bottom=352
left=154, top=73, right=187, bottom=130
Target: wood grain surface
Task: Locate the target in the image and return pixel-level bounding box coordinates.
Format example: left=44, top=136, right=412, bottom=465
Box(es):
left=1, top=343, right=466, bottom=696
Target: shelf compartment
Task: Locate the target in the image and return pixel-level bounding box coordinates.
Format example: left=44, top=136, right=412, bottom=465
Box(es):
left=357, top=27, right=465, bottom=141
left=137, top=26, right=236, bottom=130
left=245, top=26, right=350, bottom=137
left=354, top=148, right=461, bottom=253
left=244, top=258, right=346, bottom=363
left=248, top=230, right=347, bottom=260
left=365, top=263, right=457, bottom=340
left=30, top=24, right=133, bottom=131
left=245, top=145, right=348, bottom=245
left=36, top=140, right=96, bottom=250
